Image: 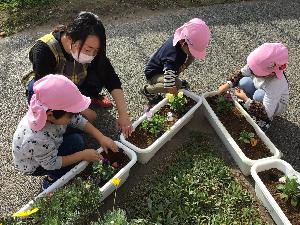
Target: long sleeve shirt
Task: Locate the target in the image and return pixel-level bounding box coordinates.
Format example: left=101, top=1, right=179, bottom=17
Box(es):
left=144, top=36, right=188, bottom=88
left=227, top=65, right=289, bottom=126
left=29, top=31, right=122, bottom=92
left=12, top=114, right=87, bottom=174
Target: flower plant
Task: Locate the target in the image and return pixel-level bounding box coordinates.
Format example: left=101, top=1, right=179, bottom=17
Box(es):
left=141, top=112, right=166, bottom=137
left=166, top=91, right=187, bottom=113
left=239, top=130, right=257, bottom=146
left=277, top=176, right=300, bottom=207
left=216, top=93, right=234, bottom=113
left=93, top=158, right=116, bottom=182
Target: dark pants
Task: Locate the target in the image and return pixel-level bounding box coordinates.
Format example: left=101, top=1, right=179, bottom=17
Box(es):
left=31, top=133, right=85, bottom=180
left=27, top=69, right=103, bottom=103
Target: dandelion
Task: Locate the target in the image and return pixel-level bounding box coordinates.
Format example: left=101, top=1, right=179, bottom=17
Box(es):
left=166, top=93, right=174, bottom=103
left=13, top=208, right=39, bottom=218
left=177, top=91, right=184, bottom=98
left=111, top=178, right=121, bottom=187
left=250, top=138, right=258, bottom=147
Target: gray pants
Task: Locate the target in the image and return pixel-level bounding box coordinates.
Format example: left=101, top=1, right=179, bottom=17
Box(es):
left=146, top=74, right=182, bottom=94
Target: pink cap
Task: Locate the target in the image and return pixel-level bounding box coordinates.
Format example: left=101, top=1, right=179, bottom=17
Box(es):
left=27, top=74, right=91, bottom=131
left=247, top=43, right=288, bottom=80
left=173, top=18, right=211, bottom=60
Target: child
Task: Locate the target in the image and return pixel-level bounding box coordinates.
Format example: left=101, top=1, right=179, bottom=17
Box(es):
left=217, top=43, right=289, bottom=130
left=12, top=74, right=118, bottom=190
left=140, top=18, right=211, bottom=104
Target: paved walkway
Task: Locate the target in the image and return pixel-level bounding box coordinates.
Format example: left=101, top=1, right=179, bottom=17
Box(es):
left=0, top=0, right=299, bottom=217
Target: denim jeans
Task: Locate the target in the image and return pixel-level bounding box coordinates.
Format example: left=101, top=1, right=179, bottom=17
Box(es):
left=31, top=133, right=85, bottom=180
left=238, top=77, right=265, bottom=102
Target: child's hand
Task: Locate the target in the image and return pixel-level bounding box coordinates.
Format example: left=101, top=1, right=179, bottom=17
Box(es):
left=99, top=136, right=119, bottom=153
left=217, top=83, right=230, bottom=95
left=234, top=88, right=248, bottom=102
left=81, top=149, right=103, bottom=162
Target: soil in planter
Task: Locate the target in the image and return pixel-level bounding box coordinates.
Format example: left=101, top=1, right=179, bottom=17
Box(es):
left=127, top=97, right=197, bottom=149
left=258, top=169, right=300, bottom=224
left=79, top=148, right=130, bottom=187
left=206, top=96, right=272, bottom=160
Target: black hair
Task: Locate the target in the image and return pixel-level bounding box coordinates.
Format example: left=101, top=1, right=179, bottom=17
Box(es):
left=47, top=110, right=68, bottom=119
left=54, top=11, right=106, bottom=55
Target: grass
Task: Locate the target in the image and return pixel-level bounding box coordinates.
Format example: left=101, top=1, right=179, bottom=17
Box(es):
left=0, top=0, right=252, bottom=36
left=0, top=133, right=269, bottom=225
left=121, top=133, right=268, bottom=224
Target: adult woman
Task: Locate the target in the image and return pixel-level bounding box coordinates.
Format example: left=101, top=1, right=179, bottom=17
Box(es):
left=23, top=11, right=132, bottom=137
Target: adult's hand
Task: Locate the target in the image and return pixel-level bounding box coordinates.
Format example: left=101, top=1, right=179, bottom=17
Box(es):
left=117, top=113, right=133, bottom=138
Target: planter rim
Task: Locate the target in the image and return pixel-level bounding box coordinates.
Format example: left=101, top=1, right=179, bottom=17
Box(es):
left=251, top=159, right=300, bottom=225
left=120, top=89, right=202, bottom=153
left=17, top=141, right=137, bottom=213
left=202, top=91, right=281, bottom=164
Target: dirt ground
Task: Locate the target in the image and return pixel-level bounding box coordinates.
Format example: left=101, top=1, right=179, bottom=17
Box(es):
left=0, top=0, right=250, bottom=36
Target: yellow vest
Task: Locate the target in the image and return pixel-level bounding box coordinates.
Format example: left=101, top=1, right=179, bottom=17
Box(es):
left=22, top=33, right=88, bottom=86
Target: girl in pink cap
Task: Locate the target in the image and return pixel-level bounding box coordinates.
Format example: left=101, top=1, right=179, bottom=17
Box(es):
left=218, top=43, right=289, bottom=130
left=140, top=18, right=211, bottom=104
left=12, top=74, right=118, bottom=190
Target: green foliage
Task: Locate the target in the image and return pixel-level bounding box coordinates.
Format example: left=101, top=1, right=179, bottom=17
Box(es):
left=0, top=0, right=51, bottom=10
left=31, top=178, right=102, bottom=225
left=239, top=130, right=255, bottom=144
left=216, top=93, right=234, bottom=113
left=141, top=112, right=166, bottom=137
left=91, top=209, right=129, bottom=225
left=277, top=176, right=300, bottom=207
left=167, top=92, right=188, bottom=113
left=125, top=133, right=265, bottom=224
left=93, top=160, right=116, bottom=182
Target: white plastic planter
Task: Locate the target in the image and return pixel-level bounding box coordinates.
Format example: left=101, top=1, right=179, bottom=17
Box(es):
left=120, top=89, right=202, bottom=164
left=202, top=91, right=281, bottom=175
left=18, top=141, right=137, bottom=213
left=251, top=159, right=300, bottom=225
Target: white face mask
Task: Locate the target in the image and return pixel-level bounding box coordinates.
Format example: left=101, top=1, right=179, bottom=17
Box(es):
left=70, top=44, right=95, bottom=64
left=71, top=50, right=95, bottom=64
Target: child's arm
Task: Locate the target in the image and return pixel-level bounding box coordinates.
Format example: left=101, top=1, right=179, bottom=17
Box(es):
left=61, top=149, right=102, bottom=167
left=84, top=122, right=118, bottom=152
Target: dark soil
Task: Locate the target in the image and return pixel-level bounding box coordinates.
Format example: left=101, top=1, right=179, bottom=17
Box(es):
left=206, top=95, right=272, bottom=160
left=79, top=148, right=130, bottom=187
left=258, top=169, right=300, bottom=225
left=126, top=97, right=197, bottom=149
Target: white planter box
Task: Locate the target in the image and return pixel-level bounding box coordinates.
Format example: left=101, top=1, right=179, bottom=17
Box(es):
left=120, top=89, right=202, bottom=164
left=251, top=159, right=300, bottom=225
left=18, top=141, right=137, bottom=213
left=202, top=91, right=281, bottom=175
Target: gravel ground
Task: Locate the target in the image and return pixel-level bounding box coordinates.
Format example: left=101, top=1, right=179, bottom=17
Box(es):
left=0, top=0, right=299, bottom=217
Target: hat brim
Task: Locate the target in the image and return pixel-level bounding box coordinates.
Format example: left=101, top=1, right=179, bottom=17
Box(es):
left=189, top=46, right=206, bottom=60
left=64, top=96, right=91, bottom=113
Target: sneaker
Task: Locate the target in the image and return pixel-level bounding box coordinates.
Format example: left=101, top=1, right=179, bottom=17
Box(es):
left=139, top=85, right=164, bottom=105
left=91, top=95, right=112, bottom=108
left=42, top=176, right=56, bottom=191
left=181, top=80, right=190, bottom=90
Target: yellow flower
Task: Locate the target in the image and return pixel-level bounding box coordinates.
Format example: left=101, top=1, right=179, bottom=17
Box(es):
left=166, top=93, right=174, bottom=102
left=13, top=208, right=39, bottom=218
left=111, top=178, right=121, bottom=187
left=177, top=91, right=184, bottom=98
left=250, top=138, right=258, bottom=147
